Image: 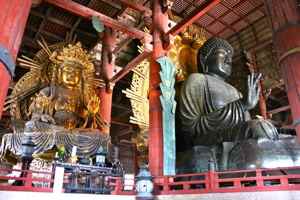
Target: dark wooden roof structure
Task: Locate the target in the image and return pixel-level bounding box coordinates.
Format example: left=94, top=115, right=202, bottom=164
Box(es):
left=4, top=0, right=290, bottom=143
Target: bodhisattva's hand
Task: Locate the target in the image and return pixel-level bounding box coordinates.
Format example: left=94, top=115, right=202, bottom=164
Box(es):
left=243, top=73, right=262, bottom=110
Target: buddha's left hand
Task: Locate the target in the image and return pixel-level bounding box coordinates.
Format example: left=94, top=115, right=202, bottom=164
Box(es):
left=243, top=73, right=262, bottom=110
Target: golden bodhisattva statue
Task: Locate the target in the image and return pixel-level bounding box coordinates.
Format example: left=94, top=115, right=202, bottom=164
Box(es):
left=1, top=40, right=110, bottom=160
left=10, top=42, right=106, bottom=130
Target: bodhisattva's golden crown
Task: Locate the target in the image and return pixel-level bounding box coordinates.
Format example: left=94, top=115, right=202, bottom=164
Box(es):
left=50, top=42, right=94, bottom=72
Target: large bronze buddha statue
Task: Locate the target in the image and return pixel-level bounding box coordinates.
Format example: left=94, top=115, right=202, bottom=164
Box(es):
left=176, top=37, right=291, bottom=172
left=178, top=37, right=278, bottom=146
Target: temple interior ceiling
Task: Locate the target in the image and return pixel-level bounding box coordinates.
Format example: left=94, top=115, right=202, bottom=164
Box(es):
left=0, top=0, right=290, bottom=144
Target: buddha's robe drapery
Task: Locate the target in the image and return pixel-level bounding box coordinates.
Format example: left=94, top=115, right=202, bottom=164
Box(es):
left=179, top=73, right=277, bottom=146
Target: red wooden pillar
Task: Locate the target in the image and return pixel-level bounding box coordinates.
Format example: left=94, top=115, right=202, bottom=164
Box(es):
left=0, top=0, right=32, bottom=118
left=149, top=0, right=168, bottom=177
left=99, top=28, right=116, bottom=134
left=264, top=0, right=300, bottom=138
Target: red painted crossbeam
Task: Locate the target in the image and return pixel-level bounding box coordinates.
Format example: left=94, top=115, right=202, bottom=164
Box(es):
left=46, top=0, right=221, bottom=85
left=45, top=0, right=151, bottom=40
left=110, top=50, right=151, bottom=84
left=167, top=0, right=222, bottom=36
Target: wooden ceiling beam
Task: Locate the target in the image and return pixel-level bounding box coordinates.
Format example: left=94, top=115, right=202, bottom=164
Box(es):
left=27, top=25, right=64, bottom=41
left=248, top=0, right=266, bottom=14
left=115, top=0, right=151, bottom=15
left=31, top=10, right=97, bottom=39
left=178, top=2, right=236, bottom=37
left=110, top=0, right=222, bottom=85
left=100, top=0, right=122, bottom=10
left=233, top=37, right=272, bottom=61
left=204, top=12, right=236, bottom=36
left=110, top=50, right=151, bottom=83
left=205, top=0, right=248, bottom=28
left=230, top=4, right=264, bottom=26
left=45, top=0, right=151, bottom=40
left=35, top=7, right=53, bottom=40
left=171, top=9, right=216, bottom=37
left=113, top=22, right=144, bottom=55
left=220, top=1, right=253, bottom=25
left=268, top=105, right=291, bottom=115
left=31, top=10, right=71, bottom=27
left=69, top=0, right=95, bottom=37
left=216, top=4, right=264, bottom=36
left=167, top=0, right=221, bottom=36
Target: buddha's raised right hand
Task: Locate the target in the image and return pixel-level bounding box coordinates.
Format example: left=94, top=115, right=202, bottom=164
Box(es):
left=243, top=73, right=262, bottom=110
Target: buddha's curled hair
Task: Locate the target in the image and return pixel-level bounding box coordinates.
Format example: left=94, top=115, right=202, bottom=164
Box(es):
left=197, top=37, right=234, bottom=73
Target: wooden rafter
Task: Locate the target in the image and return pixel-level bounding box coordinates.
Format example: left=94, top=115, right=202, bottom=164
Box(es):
left=246, top=0, right=261, bottom=43
left=113, top=22, right=144, bottom=54
left=167, top=0, right=222, bottom=36
left=110, top=50, right=151, bottom=84
left=116, top=0, right=151, bottom=15
left=233, top=37, right=272, bottom=61
left=268, top=105, right=291, bottom=115
left=203, top=0, right=246, bottom=28
left=100, top=0, right=122, bottom=10
left=45, top=0, right=151, bottom=40
left=69, top=0, right=94, bottom=36
left=207, top=13, right=237, bottom=36
left=220, top=1, right=253, bottom=25
left=112, top=0, right=222, bottom=83
left=28, top=26, right=64, bottom=41
left=171, top=9, right=216, bottom=37
left=216, top=3, right=264, bottom=35
left=30, top=10, right=97, bottom=39
left=35, top=7, right=53, bottom=40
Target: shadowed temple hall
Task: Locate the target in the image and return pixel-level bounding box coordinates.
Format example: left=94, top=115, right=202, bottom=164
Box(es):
left=0, top=0, right=300, bottom=200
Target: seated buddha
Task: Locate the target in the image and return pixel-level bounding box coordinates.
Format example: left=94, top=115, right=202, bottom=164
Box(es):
left=178, top=37, right=279, bottom=148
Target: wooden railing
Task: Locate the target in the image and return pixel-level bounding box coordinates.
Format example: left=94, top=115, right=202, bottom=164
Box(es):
left=153, top=167, right=300, bottom=195
left=0, top=168, right=53, bottom=192
left=0, top=168, right=122, bottom=193
left=109, top=176, right=135, bottom=195
left=1, top=167, right=300, bottom=195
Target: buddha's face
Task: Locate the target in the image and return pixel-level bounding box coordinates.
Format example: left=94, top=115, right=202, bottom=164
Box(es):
left=61, top=63, right=82, bottom=88
left=205, top=48, right=232, bottom=79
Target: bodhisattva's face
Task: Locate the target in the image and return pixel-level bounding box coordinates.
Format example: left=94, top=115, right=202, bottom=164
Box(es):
left=61, top=64, right=82, bottom=88
left=205, top=48, right=232, bottom=80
